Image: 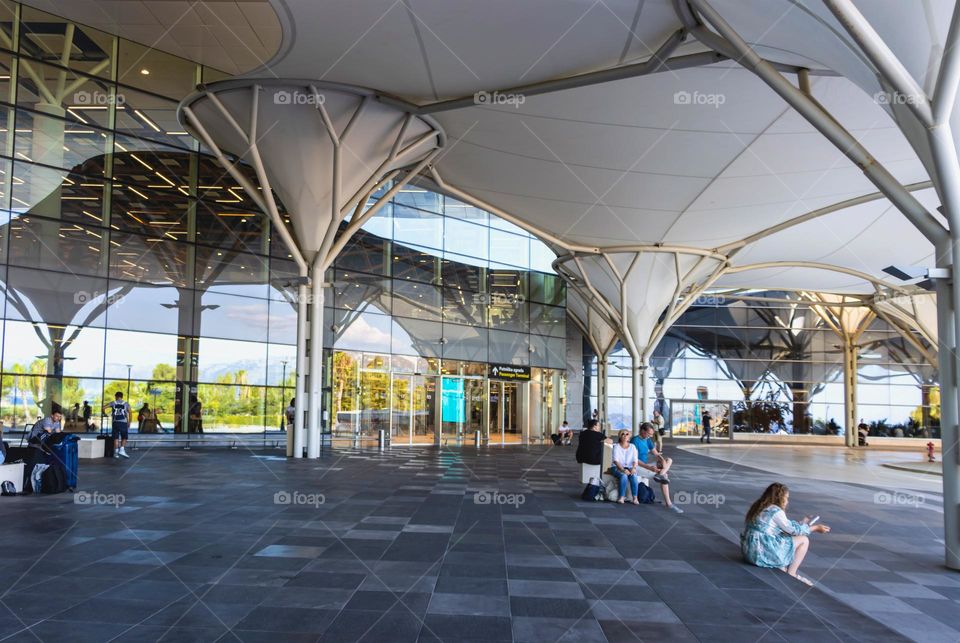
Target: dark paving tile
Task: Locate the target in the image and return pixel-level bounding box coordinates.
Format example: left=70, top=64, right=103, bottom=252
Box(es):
left=433, top=575, right=508, bottom=596
left=233, top=606, right=339, bottom=633
left=509, top=596, right=591, bottom=618
left=421, top=614, right=512, bottom=641
left=513, top=616, right=607, bottom=642
left=284, top=570, right=366, bottom=589
left=427, top=592, right=510, bottom=616
left=598, top=620, right=699, bottom=643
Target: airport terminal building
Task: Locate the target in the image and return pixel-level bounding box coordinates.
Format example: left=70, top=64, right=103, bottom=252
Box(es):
left=0, top=0, right=939, bottom=449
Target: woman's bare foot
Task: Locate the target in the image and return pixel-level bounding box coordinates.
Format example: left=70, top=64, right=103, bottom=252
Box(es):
left=632, top=498, right=640, bottom=505
left=617, top=497, right=625, bottom=504
left=785, top=570, right=814, bottom=586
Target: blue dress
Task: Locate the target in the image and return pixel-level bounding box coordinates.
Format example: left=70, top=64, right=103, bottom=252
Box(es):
left=741, top=505, right=811, bottom=568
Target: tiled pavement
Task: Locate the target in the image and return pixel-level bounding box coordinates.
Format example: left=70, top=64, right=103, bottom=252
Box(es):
left=0, top=442, right=955, bottom=642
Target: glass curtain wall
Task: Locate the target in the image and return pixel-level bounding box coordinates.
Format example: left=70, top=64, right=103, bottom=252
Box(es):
left=591, top=294, right=937, bottom=438
left=0, top=0, right=567, bottom=440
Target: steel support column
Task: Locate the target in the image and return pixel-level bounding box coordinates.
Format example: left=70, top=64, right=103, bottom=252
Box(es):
left=842, top=336, right=858, bottom=448
left=307, top=265, right=324, bottom=459
left=292, top=274, right=308, bottom=458
left=597, top=357, right=608, bottom=426
left=935, top=269, right=960, bottom=569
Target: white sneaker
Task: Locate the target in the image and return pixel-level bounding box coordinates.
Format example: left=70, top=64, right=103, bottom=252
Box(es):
left=113, top=451, right=119, bottom=459
left=119, top=448, right=130, bottom=459
left=668, top=504, right=684, bottom=514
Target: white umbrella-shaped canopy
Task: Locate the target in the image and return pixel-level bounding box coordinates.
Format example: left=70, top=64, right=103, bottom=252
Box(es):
left=181, top=80, right=443, bottom=259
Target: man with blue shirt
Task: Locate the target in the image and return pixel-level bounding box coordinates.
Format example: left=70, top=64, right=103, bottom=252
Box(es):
left=631, top=422, right=682, bottom=514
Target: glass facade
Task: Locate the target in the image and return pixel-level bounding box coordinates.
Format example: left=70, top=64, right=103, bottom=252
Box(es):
left=327, top=191, right=567, bottom=446
left=0, top=0, right=567, bottom=441
left=586, top=294, right=937, bottom=438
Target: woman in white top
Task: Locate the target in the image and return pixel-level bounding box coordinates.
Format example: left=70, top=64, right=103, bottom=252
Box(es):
left=611, top=430, right=641, bottom=504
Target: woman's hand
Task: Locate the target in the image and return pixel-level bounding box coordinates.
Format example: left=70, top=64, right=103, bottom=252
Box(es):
left=812, top=524, right=831, bottom=533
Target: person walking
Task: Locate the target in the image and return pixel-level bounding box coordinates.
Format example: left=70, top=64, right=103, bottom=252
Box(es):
left=651, top=410, right=665, bottom=451
left=104, top=392, right=131, bottom=459
left=82, top=401, right=92, bottom=431
left=701, top=409, right=712, bottom=444
left=284, top=398, right=295, bottom=432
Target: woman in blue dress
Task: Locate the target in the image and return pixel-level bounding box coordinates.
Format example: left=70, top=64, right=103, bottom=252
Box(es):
left=741, top=483, right=830, bottom=586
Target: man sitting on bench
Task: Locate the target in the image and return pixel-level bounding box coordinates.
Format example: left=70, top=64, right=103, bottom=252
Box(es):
left=631, top=422, right=683, bottom=514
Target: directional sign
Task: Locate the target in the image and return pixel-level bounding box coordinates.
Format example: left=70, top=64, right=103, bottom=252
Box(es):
left=488, top=363, right=531, bottom=381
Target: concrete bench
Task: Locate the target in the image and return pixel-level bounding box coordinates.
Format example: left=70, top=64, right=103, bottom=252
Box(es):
left=0, top=462, right=24, bottom=492
left=78, top=439, right=105, bottom=459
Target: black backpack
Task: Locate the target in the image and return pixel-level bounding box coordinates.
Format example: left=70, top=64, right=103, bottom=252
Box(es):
left=1, top=480, right=15, bottom=496
left=41, top=465, right=67, bottom=494
left=636, top=482, right=656, bottom=504
left=581, top=481, right=604, bottom=501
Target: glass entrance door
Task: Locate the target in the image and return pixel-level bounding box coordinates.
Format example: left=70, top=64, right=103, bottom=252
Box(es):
left=489, top=381, right=522, bottom=445
left=439, top=376, right=484, bottom=445
left=358, top=370, right=390, bottom=444
left=503, top=382, right=521, bottom=444
left=392, top=374, right=436, bottom=445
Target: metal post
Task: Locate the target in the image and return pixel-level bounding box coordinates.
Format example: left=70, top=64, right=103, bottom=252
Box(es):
left=306, top=269, right=324, bottom=459
left=378, top=429, right=386, bottom=450
left=597, top=358, right=607, bottom=425
left=936, top=254, right=960, bottom=570
left=631, top=362, right=643, bottom=436
left=640, top=361, right=650, bottom=429
left=843, top=336, right=858, bottom=448
left=475, top=430, right=481, bottom=447
left=293, top=276, right=308, bottom=458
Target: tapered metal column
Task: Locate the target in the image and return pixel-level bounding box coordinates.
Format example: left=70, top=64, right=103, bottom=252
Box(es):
left=597, top=358, right=607, bottom=425
left=307, top=264, right=324, bottom=459
left=632, top=360, right=647, bottom=436
left=936, top=252, right=960, bottom=570
left=842, top=337, right=858, bottom=448
left=292, top=274, right=308, bottom=458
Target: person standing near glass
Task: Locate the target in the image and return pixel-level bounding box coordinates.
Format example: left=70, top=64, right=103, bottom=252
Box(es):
left=652, top=409, right=665, bottom=451
left=284, top=398, right=295, bottom=432
left=104, top=392, right=131, bottom=459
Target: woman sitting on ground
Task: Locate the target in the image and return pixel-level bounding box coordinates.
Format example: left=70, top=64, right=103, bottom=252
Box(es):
left=611, top=430, right=641, bottom=505
left=741, top=482, right=830, bottom=586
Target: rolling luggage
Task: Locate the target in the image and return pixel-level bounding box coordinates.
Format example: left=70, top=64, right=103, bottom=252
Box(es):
left=50, top=434, right=80, bottom=488
left=97, top=434, right=114, bottom=458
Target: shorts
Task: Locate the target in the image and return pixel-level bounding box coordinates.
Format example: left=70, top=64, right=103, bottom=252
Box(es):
left=112, top=422, right=129, bottom=440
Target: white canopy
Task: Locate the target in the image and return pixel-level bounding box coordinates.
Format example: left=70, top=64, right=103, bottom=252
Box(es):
left=239, top=0, right=950, bottom=298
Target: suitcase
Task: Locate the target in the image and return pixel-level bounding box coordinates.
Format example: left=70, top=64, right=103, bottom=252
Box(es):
left=97, top=434, right=114, bottom=458
left=50, top=435, right=80, bottom=488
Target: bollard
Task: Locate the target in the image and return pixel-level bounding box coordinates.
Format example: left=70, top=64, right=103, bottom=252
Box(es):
left=475, top=430, right=481, bottom=447
left=378, top=429, right=386, bottom=450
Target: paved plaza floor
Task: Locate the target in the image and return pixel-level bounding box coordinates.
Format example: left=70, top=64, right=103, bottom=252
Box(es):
left=0, top=441, right=956, bottom=642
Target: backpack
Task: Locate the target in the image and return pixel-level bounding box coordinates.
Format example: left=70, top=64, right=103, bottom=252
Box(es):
left=41, top=465, right=67, bottom=494
left=637, top=482, right=656, bottom=504
left=581, top=477, right=605, bottom=501
left=550, top=434, right=562, bottom=446
left=1, top=480, right=15, bottom=496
